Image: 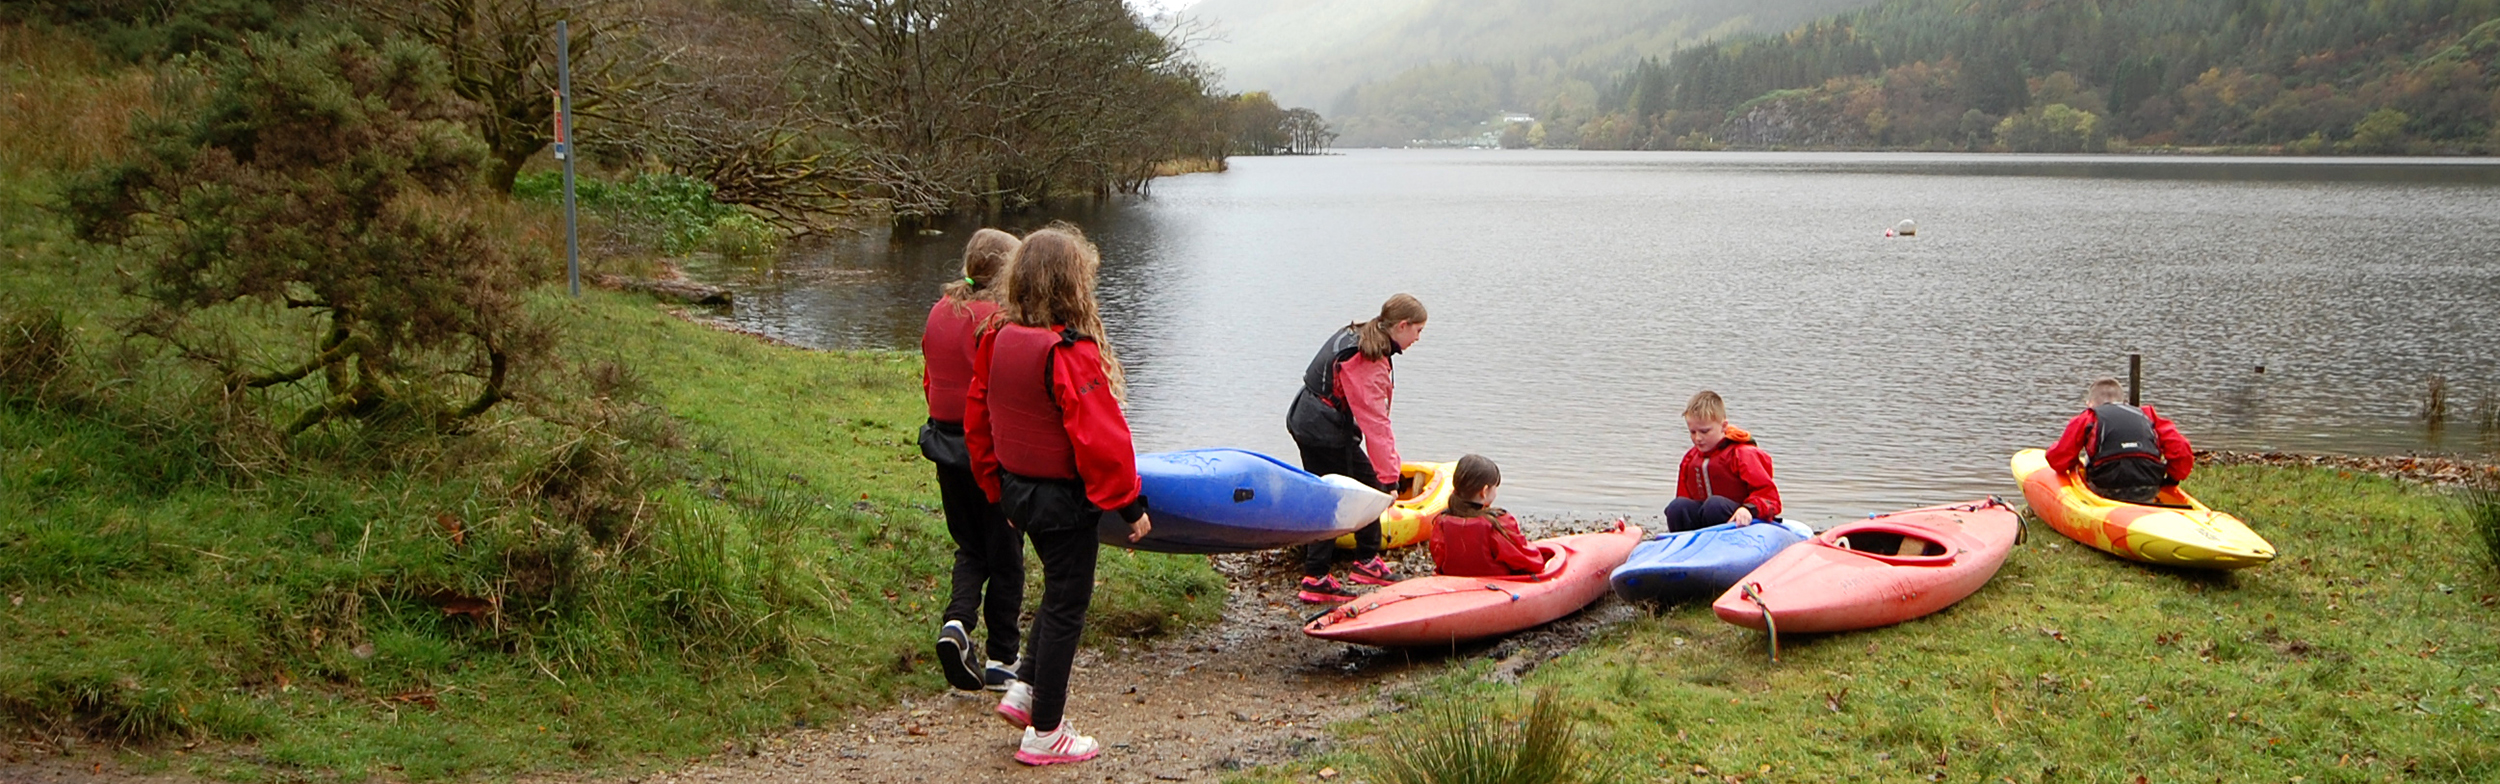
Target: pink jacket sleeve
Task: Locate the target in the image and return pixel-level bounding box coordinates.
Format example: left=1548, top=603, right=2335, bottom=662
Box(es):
left=1336, top=354, right=1401, bottom=486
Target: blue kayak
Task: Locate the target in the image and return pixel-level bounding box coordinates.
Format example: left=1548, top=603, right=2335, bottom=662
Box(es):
left=1097, top=448, right=1394, bottom=554
left=1608, top=520, right=1813, bottom=602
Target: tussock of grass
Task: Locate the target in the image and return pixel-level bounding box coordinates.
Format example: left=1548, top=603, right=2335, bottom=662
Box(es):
left=2461, top=485, right=2500, bottom=578
left=1274, top=465, right=2500, bottom=783
left=1372, top=688, right=1620, bottom=784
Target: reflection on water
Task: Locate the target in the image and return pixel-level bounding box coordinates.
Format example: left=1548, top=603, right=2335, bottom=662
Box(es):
left=689, top=151, right=2500, bottom=523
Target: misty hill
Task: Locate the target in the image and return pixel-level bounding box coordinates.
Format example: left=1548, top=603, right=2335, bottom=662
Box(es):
left=1579, top=0, right=2500, bottom=153
left=1181, top=0, right=1880, bottom=145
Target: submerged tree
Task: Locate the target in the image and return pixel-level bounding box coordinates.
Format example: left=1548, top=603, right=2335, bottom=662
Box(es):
left=67, top=33, right=551, bottom=437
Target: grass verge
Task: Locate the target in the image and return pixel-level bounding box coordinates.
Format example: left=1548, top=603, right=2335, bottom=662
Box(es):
left=1248, top=466, right=2500, bottom=783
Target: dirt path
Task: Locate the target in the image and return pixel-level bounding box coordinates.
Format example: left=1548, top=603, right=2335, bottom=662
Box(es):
left=603, top=520, right=1635, bottom=784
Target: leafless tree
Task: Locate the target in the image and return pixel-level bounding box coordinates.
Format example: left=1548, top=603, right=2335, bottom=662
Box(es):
left=354, top=0, right=653, bottom=192
left=770, top=0, right=1215, bottom=221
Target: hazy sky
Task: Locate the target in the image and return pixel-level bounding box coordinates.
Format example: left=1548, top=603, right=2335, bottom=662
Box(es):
left=1127, top=0, right=1203, bottom=16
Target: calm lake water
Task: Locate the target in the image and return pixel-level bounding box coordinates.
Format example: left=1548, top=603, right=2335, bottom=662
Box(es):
left=686, top=150, right=2500, bottom=523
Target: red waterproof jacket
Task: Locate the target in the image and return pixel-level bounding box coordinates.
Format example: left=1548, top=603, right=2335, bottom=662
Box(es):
left=964, top=323, right=1142, bottom=513
left=1675, top=425, right=1782, bottom=520
left=1427, top=509, right=1546, bottom=577
left=2043, top=405, right=2194, bottom=483
left=920, top=297, right=998, bottom=423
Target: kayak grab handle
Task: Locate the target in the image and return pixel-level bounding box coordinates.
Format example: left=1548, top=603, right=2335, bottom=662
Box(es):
left=1741, top=582, right=1778, bottom=664
left=1233, top=488, right=1255, bottom=502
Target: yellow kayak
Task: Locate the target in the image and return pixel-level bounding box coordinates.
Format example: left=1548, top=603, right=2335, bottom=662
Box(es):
left=1335, top=460, right=1455, bottom=549
left=2010, top=449, right=2274, bottom=569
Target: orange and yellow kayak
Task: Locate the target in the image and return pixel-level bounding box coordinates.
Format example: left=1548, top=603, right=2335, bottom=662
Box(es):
left=1334, top=460, right=1455, bottom=549
left=2010, top=449, right=2274, bottom=569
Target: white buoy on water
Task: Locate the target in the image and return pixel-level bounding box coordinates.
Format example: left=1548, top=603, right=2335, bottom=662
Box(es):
left=1889, top=219, right=1917, bottom=237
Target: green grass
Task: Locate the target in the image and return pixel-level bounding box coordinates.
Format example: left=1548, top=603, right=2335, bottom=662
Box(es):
left=0, top=34, right=1222, bottom=778
left=1249, top=466, right=2500, bottom=784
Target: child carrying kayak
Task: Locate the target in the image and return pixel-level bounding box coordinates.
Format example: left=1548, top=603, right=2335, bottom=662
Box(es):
left=1284, top=293, right=1428, bottom=602
left=922, top=228, right=1024, bottom=694
left=1426, top=454, right=1547, bottom=578
left=964, top=223, right=1151, bottom=766
left=1665, top=390, right=1783, bottom=532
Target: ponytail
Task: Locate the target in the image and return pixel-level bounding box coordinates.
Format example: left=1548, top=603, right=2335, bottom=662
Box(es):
left=942, top=228, right=1020, bottom=314
left=1348, top=293, right=1428, bottom=360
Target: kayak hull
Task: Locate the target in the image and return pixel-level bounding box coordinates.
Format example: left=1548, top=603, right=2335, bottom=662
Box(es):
left=1333, top=461, right=1457, bottom=550
left=1609, top=521, right=1810, bottom=603
left=1304, top=524, right=1642, bottom=647
left=1101, top=449, right=1393, bottom=555
left=1712, top=499, right=2019, bottom=634
left=2010, top=448, right=2274, bottom=569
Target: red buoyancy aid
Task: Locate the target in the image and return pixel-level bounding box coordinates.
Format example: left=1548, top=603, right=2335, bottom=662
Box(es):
left=921, top=297, right=997, bottom=423
left=985, top=323, right=1080, bottom=480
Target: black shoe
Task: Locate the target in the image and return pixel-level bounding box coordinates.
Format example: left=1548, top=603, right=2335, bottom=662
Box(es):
left=936, top=621, right=983, bottom=691
left=984, top=658, right=1021, bottom=691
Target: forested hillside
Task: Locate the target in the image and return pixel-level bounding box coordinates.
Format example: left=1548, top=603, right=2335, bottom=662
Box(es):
left=1579, top=0, right=2500, bottom=152
left=1182, top=0, right=1876, bottom=146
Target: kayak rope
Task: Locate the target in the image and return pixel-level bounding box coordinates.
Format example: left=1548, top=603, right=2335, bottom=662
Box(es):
left=1307, top=583, right=1525, bottom=626
left=1740, top=581, right=1778, bottom=664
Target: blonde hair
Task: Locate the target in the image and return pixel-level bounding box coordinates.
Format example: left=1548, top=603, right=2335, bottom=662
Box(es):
left=1684, top=390, right=1726, bottom=423
left=1349, top=293, right=1428, bottom=359
left=2085, top=377, right=2126, bottom=407
left=941, top=228, right=1019, bottom=313
left=1001, top=222, right=1125, bottom=400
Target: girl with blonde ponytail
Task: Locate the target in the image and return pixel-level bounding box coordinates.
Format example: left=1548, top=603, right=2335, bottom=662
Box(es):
left=922, top=227, right=1026, bottom=697
left=1283, top=293, right=1428, bottom=602
left=962, top=222, right=1148, bottom=766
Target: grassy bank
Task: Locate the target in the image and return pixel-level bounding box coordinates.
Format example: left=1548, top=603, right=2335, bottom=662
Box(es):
left=1259, top=466, right=2500, bottom=784
left=0, top=29, right=1222, bottom=780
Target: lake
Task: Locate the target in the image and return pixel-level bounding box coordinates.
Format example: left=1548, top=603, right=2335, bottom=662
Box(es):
left=684, top=150, right=2500, bottom=523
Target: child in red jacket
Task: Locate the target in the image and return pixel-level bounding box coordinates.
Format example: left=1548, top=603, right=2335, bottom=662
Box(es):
left=1426, top=454, right=1548, bottom=578
left=1664, top=390, right=1782, bottom=532
left=2043, top=377, right=2194, bottom=504
left=922, top=228, right=1024, bottom=695
left=964, top=223, right=1149, bottom=767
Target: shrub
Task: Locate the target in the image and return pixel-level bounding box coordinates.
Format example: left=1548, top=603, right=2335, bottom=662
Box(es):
left=63, top=32, right=553, bottom=441
left=515, top=171, right=780, bottom=258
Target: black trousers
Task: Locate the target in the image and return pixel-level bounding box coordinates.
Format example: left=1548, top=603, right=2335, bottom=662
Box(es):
left=1015, top=526, right=1097, bottom=733
left=1297, top=436, right=1385, bottom=576
left=935, top=460, right=1024, bottom=663
left=1664, top=496, right=1745, bottom=533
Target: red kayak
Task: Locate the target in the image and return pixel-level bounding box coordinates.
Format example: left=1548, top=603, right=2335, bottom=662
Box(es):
left=1303, top=523, right=1642, bottom=647
left=1712, top=499, right=2018, bottom=634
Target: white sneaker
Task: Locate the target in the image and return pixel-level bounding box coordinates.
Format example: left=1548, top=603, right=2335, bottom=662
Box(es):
left=994, top=680, right=1032, bottom=727
left=1014, top=721, right=1100, bottom=766
left=983, top=658, right=1021, bottom=691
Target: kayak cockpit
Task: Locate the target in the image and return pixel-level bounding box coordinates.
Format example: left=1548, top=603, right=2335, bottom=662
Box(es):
left=1821, top=523, right=1958, bottom=565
